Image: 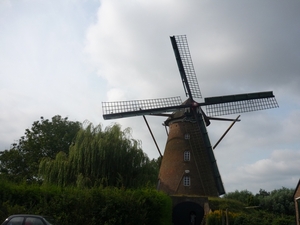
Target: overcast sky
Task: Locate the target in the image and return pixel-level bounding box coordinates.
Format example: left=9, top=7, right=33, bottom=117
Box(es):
left=1, top=0, right=299, bottom=194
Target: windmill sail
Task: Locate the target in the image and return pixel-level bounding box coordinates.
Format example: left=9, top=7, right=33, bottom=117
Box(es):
left=204, top=91, right=279, bottom=116
left=102, top=96, right=183, bottom=119
left=171, top=35, right=202, bottom=99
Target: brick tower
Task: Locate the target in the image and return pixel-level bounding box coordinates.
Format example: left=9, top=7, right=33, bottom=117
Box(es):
left=158, top=101, right=224, bottom=197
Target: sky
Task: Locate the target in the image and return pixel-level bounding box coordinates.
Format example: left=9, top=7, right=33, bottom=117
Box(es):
left=1, top=0, right=300, bottom=194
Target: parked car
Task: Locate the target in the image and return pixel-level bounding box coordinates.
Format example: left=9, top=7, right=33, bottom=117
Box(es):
left=1, top=214, right=56, bottom=225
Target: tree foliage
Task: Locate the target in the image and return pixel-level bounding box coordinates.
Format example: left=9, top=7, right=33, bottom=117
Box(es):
left=223, top=190, right=258, bottom=206
left=223, top=187, right=295, bottom=216
left=0, top=149, right=26, bottom=182
left=0, top=178, right=172, bottom=225
left=257, top=187, right=295, bottom=216
left=208, top=193, right=296, bottom=225
left=39, top=123, right=159, bottom=188
left=0, top=115, right=81, bottom=182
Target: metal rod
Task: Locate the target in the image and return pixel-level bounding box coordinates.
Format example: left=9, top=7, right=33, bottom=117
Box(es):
left=164, top=124, right=169, bottom=136
left=142, top=115, right=163, bottom=158
left=213, top=115, right=241, bottom=150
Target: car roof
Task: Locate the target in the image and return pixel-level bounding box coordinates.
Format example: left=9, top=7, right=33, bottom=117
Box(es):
left=7, top=214, right=46, bottom=218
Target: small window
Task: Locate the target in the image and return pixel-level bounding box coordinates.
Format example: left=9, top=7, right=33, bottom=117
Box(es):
left=8, top=217, right=23, bottom=225
left=184, top=151, right=190, bottom=161
left=25, top=217, right=44, bottom=225
left=183, top=176, right=190, bottom=186
left=184, top=133, right=190, bottom=139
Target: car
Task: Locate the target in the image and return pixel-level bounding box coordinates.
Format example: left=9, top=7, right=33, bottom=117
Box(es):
left=1, top=214, right=56, bottom=225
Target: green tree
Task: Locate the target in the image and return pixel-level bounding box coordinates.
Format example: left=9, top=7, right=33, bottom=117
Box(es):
left=223, top=190, right=259, bottom=206
left=258, top=187, right=295, bottom=216
left=257, top=188, right=270, bottom=197
left=0, top=148, right=26, bottom=182
left=223, top=187, right=295, bottom=215
left=0, top=115, right=81, bottom=182
left=39, top=123, right=159, bottom=188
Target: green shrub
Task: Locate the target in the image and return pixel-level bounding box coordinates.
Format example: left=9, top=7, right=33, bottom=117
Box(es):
left=0, top=180, right=171, bottom=225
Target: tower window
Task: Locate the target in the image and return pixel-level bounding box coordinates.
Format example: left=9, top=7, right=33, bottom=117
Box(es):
left=184, top=151, right=190, bottom=161
left=183, top=176, right=190, bottom=186
left=184, top=133, right=190, bottom=139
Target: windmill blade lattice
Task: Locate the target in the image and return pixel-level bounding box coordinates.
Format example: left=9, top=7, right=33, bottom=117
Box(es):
left=204, top=91, right=279, bottom=117
left=171, top=35, right=202, bottom=99
left=102, top=96, right=183, bottom=120
left=189, top=107, right=226, bottom=195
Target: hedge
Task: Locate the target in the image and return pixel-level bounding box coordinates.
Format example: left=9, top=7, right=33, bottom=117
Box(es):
left=0, top=180, right=172, bottom=225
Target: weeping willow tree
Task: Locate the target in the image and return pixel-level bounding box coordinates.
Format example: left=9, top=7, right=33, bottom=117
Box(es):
left=39, top=123, right=159, bottom=188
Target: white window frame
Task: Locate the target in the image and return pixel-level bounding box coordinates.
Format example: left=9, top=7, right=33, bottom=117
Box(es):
left=183, top=176, right=190, bottom=186
left=184, top=151, right=191, bottom=161
left=184, top=133, right=190, bottom=139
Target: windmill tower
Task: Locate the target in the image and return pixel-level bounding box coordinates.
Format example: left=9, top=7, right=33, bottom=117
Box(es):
left=102, top=35, right=278, bottom=223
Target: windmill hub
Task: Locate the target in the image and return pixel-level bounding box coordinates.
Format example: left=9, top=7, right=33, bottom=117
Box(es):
left=191, top=101, right=199, bottom=107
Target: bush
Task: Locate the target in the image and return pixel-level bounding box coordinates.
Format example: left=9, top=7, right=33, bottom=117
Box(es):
left=0, top=179, right=171, bottom=225
left=206, top=210, right=238, bottom=225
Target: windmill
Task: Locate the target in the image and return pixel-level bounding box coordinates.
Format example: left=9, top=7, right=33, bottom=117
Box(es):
left=102, top=35, right=278, bottom=197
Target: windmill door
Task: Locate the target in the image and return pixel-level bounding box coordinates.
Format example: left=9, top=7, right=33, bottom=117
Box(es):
left=172, top=201, right=204, bottom=225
